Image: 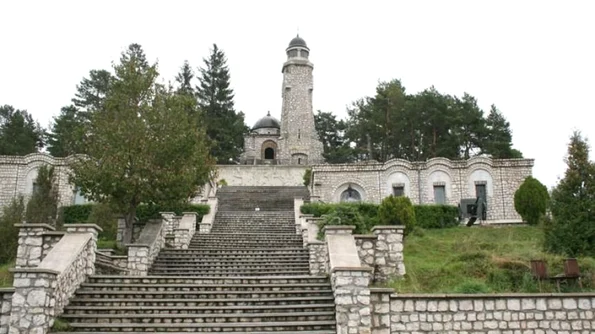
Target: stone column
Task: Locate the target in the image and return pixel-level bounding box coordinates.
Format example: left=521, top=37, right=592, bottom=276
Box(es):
left=159, top=212, right=176, bottom=235
left=14, top=224, right=55, bottom=269
left=307, top=241, right=328, bottom=275
left=331, top=268, right=373, bottom=334
left=370, top=288, right=392, bottom=334
left=127, top=245, right=150, bottom=276
left=9, top=268, right=58, bottom=334
left=116, top=216, right=126, bottom=244
left=371, top=226, right=405, bottom=282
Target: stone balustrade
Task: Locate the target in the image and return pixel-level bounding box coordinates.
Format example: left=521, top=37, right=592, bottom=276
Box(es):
left=0, top=288, right=12, bottom=334
left=14, top=224, right=56, bottom=268
left=198, top=197, right=217, bottom=234
left=95, top=251, right=128, bottom=275
left=127, top=219, right=165, bottom=276
left=173, top=212, right=198, bottom=249
left=8, top=223, right=101, bottom=334
left=372, top=226, right=405, bottom=281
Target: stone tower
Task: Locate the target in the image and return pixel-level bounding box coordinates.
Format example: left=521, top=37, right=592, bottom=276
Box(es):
left=278, top=35, right=324, bottom=165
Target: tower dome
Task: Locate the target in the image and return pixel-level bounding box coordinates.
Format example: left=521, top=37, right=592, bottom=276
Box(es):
left=288, top=35, right=307, bottom=48
left=252, top=111, right=280, bottom=130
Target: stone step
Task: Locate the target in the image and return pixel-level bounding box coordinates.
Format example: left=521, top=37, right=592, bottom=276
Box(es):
left=187, top=241, right=304, bottom=247
left=147, top=269, right=311, bottom=276
left=191, top=234, right=302, bottom=240
left=61, top=310, right=335, bottom=323
left=156, top=249, right=308, bottom=255
left=67, top=295, right=335, bottom=307
left=60, top=320, right=335, bottom=331
left=152, top=259, right=308, bottom=265
left=79, top=282, right=330, bottom=291
left=74, top=290, right=331, bottom=299
left=87, top=275, right=328, bottom=284
left=55, top=331, right=333, bottom=334
left=148, top=266, right=311, bottom=274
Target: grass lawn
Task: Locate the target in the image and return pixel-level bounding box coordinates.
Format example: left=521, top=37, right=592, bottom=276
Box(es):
left=0, top=261, right=14, bottom=288
left=389, top=225, right=595, bottom=294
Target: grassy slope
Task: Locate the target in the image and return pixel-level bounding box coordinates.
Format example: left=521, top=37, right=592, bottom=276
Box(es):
left=0, top=262, right=14, bottom=288
left=389, top=226, right=595, bottom=293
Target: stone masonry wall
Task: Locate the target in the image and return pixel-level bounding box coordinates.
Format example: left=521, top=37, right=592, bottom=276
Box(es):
left=386, top=293, right=594, bottom=334
left=332, top=269, right=373, bottom=334
left=312, top=157, right=534, bottom=222
left=127, top=220, right=165, bottom=276
left=0, top=289, right=12, bottom=334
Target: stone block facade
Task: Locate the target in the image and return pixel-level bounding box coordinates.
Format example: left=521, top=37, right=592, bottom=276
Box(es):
left=0, top=289, right=12, bottom=334
left=332, top=269, right=373, bottom=334
left=15, top=224, right=57, bottom=269
left=311, top=157, right=534, bottom=222
left=368, top=289, right=595, bottom=334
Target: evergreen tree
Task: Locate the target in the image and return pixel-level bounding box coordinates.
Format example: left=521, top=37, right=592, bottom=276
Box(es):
left=0, top=196, right=24, bottom=264
left=176, top=60, right=195, bottom=96
left=72, top=69, right=114, bottom=112
left=483, top=105, right=522, bottom=158
left=46, top=105, right=88, bottom=157
left=0, top=105, right=44, bottom=155
left=196, top=44, right=248, bottom=164
left=544, top=131, right=595, bottom=256
left=514, top=176, right=549, bottom=225
left=25, top=165, right=59, bottom=226
left=314, top=110, right=355, bottom=163
left=70, top=43, right=214, bottom=244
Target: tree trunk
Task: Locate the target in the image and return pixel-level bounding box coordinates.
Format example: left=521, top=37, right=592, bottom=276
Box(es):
left=122, top=205, right=137, bottom=244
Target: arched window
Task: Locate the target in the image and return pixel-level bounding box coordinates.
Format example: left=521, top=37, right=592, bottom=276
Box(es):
left=264, top=147, right=275, bottom=159
left=340, top=185, right=361, bottom=202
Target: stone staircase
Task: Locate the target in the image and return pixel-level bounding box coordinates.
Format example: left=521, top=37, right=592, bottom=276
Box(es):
left=54, top=186, right=336, bottom=333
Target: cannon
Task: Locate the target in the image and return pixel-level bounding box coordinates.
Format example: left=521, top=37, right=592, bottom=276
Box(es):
left=458, top=197, right=487, bottom=226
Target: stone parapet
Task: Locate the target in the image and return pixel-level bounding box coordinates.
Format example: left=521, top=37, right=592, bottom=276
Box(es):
left=372, top=226, right=405, bottom=281
left=332, top=268, right=373, bottom=334
left=0, top=288, right=13, bottom=334
left=389, top=293, right=595, bottom=333
left=307, top=241, right=328, bottom=275
left=14, top=224, right=56, bottom=269
left=354, top=235, right=377, bottom=275
left=127, top=220, right=165, bottom=276
left=370, top=288, right=392, bottom=334
left=198, top=198, right=217, bottom=234
left=8, top=268, right=57, bottom=334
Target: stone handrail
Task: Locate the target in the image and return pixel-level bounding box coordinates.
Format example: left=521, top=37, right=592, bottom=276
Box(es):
left=0, top=288, right=13, bottom=334
left=127, top=219, right=165, bottom=276
left=198, top=198, right=217, bottom=234
left=8, top=224, right=101, bottom=333
left=174, top=212, right=198, bottom=249
left=95, top=251, right=128, bottom=275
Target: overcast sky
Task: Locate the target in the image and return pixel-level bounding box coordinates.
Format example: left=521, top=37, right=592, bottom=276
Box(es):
left=1, top=1, right=593, bottom=188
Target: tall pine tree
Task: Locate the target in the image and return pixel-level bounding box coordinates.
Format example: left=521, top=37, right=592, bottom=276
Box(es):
left=176, top=60, right=195, bottom=96
left=196, top=44, right=247, bottom=164
left=0, top=105, right=44, bottom=155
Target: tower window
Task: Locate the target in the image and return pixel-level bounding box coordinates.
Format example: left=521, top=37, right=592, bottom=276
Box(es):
left=288, top=50, right=298, bottom=58
left=392, top=186, right=404, bottom=197
left=301, top=50, right=309, bottom=58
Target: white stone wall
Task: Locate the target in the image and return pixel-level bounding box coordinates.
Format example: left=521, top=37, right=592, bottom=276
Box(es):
left=312, top=157, right=534, bottom=222
left=0, top=153, right=81, bottom=209
left=386, top=294, right=594, bottom=333
left=216, top=165, right=308, bottom=186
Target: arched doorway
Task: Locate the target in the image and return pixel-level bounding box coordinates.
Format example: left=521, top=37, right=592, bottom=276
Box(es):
left=340, top=185, right=362, bottom=202
left=264, top=147, right=275, bottom=159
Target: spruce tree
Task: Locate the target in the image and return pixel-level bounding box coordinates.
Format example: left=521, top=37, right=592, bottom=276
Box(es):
left=176, top=60, right=195, bottom=96
left=47, top=105, right=88, bottom=157
left=0, top=105, right=44, bottom=155
left=545, top=131, right=595, bottom=256
left=196, top=44, right=248, bottom=164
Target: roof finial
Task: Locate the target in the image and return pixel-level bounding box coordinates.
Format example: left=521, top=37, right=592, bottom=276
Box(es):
left=297, top=26, right=299, bottom=37
left=267, top=111, right=271, bottom=116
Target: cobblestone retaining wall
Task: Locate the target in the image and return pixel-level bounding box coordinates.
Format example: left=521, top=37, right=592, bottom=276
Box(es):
left=369, top=290, right=595, bottom=334
left=0, top=289, right=12, bottom=334
left=332, top=269, right=373, bottom=334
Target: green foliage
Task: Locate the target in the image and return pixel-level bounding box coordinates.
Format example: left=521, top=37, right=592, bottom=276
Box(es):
left=0, top=261, right=14, bottom=288
left=378, top=196, right=416, bottom=234
left=25, top=165, right=59, bottom=227
left=414, top=205, right=459, bottom=229
left=318, top=205, right=367, bottom=238
left=46, top=105, right=88, bottom=157
left=545, top=131, right=595, bottom=257
left=51, top=318, right=71, bottom=331
left=196, top=43, right=248, bottom=164
left=0, top=105, right=44, bottom=155
left=514, top=176, right=549, bottom=225
left=389, top=226, right=595, bottom=293
left=303, top=168, right=311, bottom=186
left=336, top=80, right=522, bottom=162
left=218, top=179, right=228, bottom=187
left=86, top=202, right=118, bottom=241
left=314, top=110, right=355, bottom=163
left=175, top=60, right=195, bottom=96
left=69, top=43, right=214, bottom=244
left=62, top=203, right=209, bottom=226
left=0, top=196, right=25, bottom=264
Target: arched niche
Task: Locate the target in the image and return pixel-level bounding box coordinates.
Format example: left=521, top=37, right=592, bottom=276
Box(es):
left=291, top=153, right=308, bottom=165
left=467, top=168, right=494, bottom=198
left=334, top=182, right=366, bottom=203
left=427, top=170, right=452, bottom=204
left=261, top=140, right=278, bottom=160
left=386, top=171, right=411, bottom=197
left=24, top=167, right=39, bottom=195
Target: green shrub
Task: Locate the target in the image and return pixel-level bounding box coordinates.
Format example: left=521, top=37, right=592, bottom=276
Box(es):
left=514, top=176, right=549, bottom=225
left=378, top=196, right=416, bottom=234
left=62, top=204, right=94, bottom=224
left=0, top=196, right=24, bottom=264
left=453, top=280, right=491, bottom=294
left=86, top=203, right=118, bottom=241
left=414, top=205, right=459, bottom=229
left=318, top=205, right=367, bottom=239
left=303, top=168, right=312, bottom=186
left=25, top=165, right=59, bottom=226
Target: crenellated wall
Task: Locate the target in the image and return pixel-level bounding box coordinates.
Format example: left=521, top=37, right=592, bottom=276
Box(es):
left=311, top=157, right=534, bottom=222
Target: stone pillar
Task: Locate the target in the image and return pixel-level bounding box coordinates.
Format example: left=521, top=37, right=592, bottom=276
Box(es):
left=0, top=289, right=13, bottom=334
left=127, top=245, right=150, bottom=276
left=331, top=268, right=373, bottom=334
left=307, top=241, right=328, bottom=275
left=65, top=224, right=102, bottom=276
left=14, top=224, right=55, bottom=269
left=9, top=268, right=58, bottom=334
left=370, top=288, right=392, bottom=334
left=159, top=212, right=176, bottom=235
left=116, top=216, right=126, bottom=244
left=371, top=226, right=405, bottom=282
left=294, top=197, right=304, bottom=234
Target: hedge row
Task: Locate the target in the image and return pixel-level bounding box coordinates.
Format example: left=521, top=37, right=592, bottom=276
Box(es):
left=300, top=202, right=459, bottom=231
left=62, top=203, right=210, bottom=225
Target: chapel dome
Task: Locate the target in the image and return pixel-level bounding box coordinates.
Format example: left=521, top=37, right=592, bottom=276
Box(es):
left=253, top=112, right=280, bottom=130
left=288, top=35, right=307, bottom=48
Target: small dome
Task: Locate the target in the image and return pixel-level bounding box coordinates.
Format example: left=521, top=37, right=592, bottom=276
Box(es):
left=288, top=35, right=307, bottom=48
left=253, top=111, right=280, bottom=130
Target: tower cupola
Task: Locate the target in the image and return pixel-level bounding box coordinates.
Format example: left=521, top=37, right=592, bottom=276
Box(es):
left=286, top=35, right=310, bottom=60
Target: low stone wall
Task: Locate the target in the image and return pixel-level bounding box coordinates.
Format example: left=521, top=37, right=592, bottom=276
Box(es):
left=15, top=224, right=57, bottom=268
left=0, top=288, right=12, bottom=334
left=173, top=212, right=198, bottom=249
left=127, top=219, right=165, bottom=276
left=369, top=290, right=595, bottom=334
left=95, top=251, right=128, bottom=275
left=198, top=198, right=217, bottom=234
